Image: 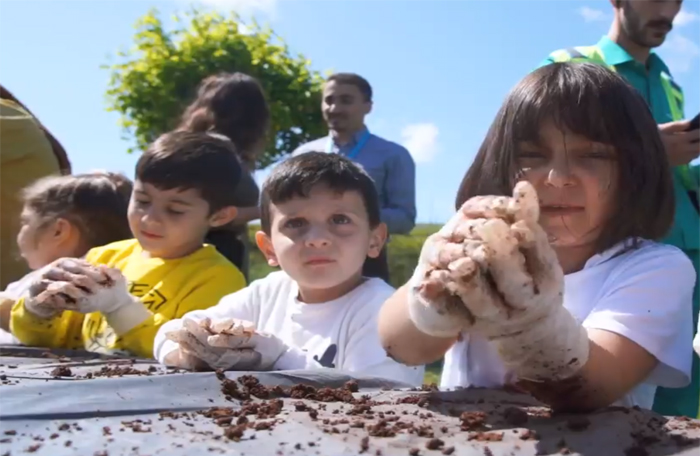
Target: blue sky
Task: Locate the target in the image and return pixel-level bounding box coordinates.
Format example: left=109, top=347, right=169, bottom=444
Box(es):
left=1, top=0, right=698, bottom=224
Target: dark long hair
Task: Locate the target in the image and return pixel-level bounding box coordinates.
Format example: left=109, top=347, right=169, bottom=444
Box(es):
left=178, top=72, right=270, bottom=168
left=0, top=85, right=71, bottom=174
left=456, top=62, right=674, bottom=252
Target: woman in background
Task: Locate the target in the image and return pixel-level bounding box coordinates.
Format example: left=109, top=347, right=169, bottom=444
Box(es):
left=178, top=73, right=270, bottom=279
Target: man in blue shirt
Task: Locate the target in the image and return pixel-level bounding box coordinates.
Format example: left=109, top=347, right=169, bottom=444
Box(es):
left=539, top=0, right=700, bottom=418
left=293, top=73, right=417, bottom=283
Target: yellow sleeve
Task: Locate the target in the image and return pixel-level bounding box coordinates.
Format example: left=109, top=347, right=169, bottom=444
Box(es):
left=10, top=298, right=86, bottom=350
left=83, top=239, right=137, bottom=266
left=115, top=264, right=247, bottom=358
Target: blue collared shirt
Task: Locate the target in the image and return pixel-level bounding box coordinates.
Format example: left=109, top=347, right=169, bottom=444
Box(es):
left=293, top=128, right=417, bottom=235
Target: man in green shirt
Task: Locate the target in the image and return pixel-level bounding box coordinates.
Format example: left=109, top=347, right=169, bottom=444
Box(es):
left=538, top=0, right=700, bottom=418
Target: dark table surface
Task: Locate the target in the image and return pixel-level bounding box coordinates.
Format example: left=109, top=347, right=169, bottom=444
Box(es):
left=1, top=345, right=699, bottom=456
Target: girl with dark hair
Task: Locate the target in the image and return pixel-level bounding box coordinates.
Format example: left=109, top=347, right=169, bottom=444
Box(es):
left=0, top=171, right=132, bottom=344
left=378, top=62, right=695, bottom=412
left=178, top=73, right=270, bottom=278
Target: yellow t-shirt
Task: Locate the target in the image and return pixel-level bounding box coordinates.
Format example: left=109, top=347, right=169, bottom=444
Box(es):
left=10, top=239, right=246, bottom=358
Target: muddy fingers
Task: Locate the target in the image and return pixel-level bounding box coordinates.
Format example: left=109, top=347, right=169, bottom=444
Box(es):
left=511, top=181, right=539, bottom=224
left=511, top=220, right=564, bottom=302
left=445, top=258, right=507, bottom=323
left=475, top=218, right=538, bottom=309
left=460, top=195, right=516, bottom=222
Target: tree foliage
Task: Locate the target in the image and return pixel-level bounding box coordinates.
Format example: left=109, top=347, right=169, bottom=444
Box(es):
left=104, top=8, right=327, bottom=168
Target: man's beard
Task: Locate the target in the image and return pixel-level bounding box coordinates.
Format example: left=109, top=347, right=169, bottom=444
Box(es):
left=622, top=4, right=671, bottom=49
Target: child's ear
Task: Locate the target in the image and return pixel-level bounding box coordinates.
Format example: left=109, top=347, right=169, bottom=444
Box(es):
left=52, top=218, right=74, bottom=244
left=367, top=222, right=388, bottom=259
left=254, top=230, right=279, bottom=267
left=209, top=206, right=238, bottom=228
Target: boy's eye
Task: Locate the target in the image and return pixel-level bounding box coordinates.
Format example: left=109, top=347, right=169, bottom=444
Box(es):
left=284, top=218, right=306, bottom=229
left=167, top=209, right=185, bottom=216
left=331, top=214, right=351, bottom=225
left=135, top=199, right=150, bottom=207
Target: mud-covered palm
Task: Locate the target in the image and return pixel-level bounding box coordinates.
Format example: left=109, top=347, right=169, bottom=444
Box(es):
left=24, top=259, right=115, bottom=318
left=408, top=181, right=564, bottom=338
left=165, top=318, right=286, bottom=371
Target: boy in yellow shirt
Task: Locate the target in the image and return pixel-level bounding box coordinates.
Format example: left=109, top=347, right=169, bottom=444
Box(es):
left=9, top=131, right=247, bottom=358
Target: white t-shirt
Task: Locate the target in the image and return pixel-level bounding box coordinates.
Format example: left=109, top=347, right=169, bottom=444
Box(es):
left=440, top=239, right=696, bottom=409
left=0, top=269, right=40, bottom=345
left=155, top=271, right=424, bottom=386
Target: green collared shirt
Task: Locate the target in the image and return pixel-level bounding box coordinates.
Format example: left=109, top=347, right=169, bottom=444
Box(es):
left=540, top=36, right=676, bottom=123
left=595, top=36, right=676, bottom=123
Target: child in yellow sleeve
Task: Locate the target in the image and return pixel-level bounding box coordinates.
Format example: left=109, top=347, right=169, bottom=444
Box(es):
left=0, top=171, right=132, bottom=344
left=9, top=132, right=247, bottom=358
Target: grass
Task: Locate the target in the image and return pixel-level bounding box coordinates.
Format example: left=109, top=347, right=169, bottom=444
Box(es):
left=247, top=224, right=445, bottom=384
left=424, top=361, right=443, bottom=386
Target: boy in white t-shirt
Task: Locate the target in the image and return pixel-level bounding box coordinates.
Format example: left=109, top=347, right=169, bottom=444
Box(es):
left=154, top=152, right=424, bottom=386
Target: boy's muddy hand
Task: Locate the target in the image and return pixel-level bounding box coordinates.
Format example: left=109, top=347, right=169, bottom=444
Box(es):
left=63, top=265, right=138, bottom=316
left=165, top=318, right=262, bottom=370
left=25, top=279, right=90, bottom=319
left=23, top=259, right=124, bottom=318
left=204, top=318, right=289, bottom=371
left=39, top=258, right=111, bottom=292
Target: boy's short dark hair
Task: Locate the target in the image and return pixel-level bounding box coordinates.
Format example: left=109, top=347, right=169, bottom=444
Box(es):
left=135, top=131, right=243, bottom=213
left=327, top=73, right=373, bottom=102
left=455, top=62, right=674, bottom=252
left=260, top=152, right=381, bottom=234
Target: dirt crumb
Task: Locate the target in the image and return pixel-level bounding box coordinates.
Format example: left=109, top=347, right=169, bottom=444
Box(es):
left=502, top=407, right=528, bottom=426
left=50, top=366, right=73, bottom=377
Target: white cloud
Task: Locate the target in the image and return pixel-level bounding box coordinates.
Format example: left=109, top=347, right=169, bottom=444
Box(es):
left=194, top=0, right=278, bottom=16
left=577, top=6, right=608, bottom=23
left=400, top=123, right=440, bottom=163
left=674, top=10, right=699, bottom=27
left=659, top=34, right=700, bottom=73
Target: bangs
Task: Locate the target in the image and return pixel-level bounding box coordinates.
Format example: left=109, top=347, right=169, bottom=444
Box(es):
left=510, top=63, right=651, bottom=149
left=456, top=61, right=673, bottom=251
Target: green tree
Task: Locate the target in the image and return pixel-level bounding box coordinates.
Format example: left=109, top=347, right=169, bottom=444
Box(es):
left=104, top=8, right=327, bottom=168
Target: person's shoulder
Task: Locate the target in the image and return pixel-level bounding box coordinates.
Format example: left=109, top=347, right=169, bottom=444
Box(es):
left=343, top=278, right=395, bottom=315
left=196, top=246, right=247, bottom=275
left=369, top=135, right=413, bottom=159
left=618, top=240, right=691, bottom=267
left=85, top=239, right=140, bottom=264
left=0, top=99, right=32, bottom=119
left=248, top=270, right=295, bottom=294
left=292, top=137, right=328, bottom=156
left=609, top=240, right=695, bottom=287
left=535, top=44, right=598, bottom=69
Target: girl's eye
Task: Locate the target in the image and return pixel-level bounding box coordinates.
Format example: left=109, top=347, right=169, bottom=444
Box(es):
left=331, top=214, right=351, bottom=225
left=579, top=151, right=614, bottom=160
left=284, top=218, right=306, bottom=229
left=517, top=150, right=547, bottom=159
